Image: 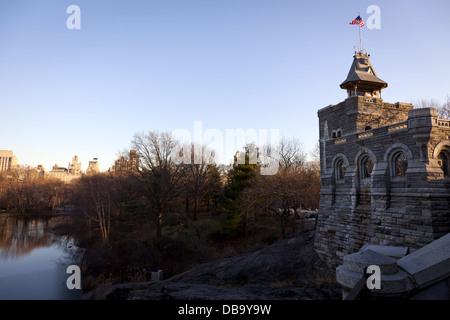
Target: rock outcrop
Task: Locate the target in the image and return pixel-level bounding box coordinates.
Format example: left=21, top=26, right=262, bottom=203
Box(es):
left=83, top=229, right=341, bottom=300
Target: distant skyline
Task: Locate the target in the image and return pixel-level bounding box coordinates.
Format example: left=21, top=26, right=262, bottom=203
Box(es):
left=1, top=0, right=449, bottom=172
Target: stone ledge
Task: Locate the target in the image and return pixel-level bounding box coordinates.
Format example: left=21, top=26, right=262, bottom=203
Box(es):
left=336, top=233, right=450, bottom=299
left=360, top=244, right=409, bottom=260
left=397, top=233, right=450, bottom=289
left=336, top=265, right=415, bottom=296
left=342, top=250, right=398, bottom=275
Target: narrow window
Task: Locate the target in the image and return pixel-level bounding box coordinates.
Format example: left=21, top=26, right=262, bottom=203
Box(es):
left=394, top=153, right=408, bottom=177
left=336, top=159, right=347, bottom=181
left=438, top=151, right=449, bottom=176
left=361, top=156, right=374, bottom=179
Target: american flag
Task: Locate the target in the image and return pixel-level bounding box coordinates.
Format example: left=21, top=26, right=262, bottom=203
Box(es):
left=350, top=15, right=365, bottom=27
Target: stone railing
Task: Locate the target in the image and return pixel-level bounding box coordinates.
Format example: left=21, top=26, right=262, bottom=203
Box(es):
left=438, top=119, right=450, bottom=128
left=334, top=138, right=347, bottom=144
left=388, top=122, right=408, bottom=132
left=357, top=131, right=373, bottom=139
left=331, top=121, right=412, bottom=146
left=386, top=104, right=400, bottom=109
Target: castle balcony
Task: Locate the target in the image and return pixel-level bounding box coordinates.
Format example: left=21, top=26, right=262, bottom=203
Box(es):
left=437, top=119, right=450, bottom=129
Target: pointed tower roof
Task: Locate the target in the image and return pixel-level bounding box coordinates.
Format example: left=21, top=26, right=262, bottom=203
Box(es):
left=340, top=51, right=388, bottom=93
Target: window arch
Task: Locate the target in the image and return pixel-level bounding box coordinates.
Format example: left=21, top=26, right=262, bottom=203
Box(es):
left=335, top=158, right=347, bottom=181
left=393, top=152, right=408, bottom=177
left=438, top=150, right=450, bottom=177
left=384, top=143, right=414, bottom=179
left=360, top=156, right=374, bottom=179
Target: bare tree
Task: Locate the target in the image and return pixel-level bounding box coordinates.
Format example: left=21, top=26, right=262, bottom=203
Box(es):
left=438, top=95, right=450, bottom=119
left=311, top=140, right=320, bottom=162
left=241, top=137, right=317, bottom=238
left=414, top=96, right=450, bottom=119
left=278, top=136, right=306, bottom=169
left=259, top=136, right=306, bottom=173
left=130, top=131, right=185, bottom=238
left=180, top=142, right=220, bottom=220
left=3, top=166, right=47, bottom=213
left=414, top=98, right=441, bottom=110
left=73, top=174, right=116, bottom=242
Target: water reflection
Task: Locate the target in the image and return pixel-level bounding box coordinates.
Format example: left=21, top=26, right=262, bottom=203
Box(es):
left=0, top=215, right=84, bottom=300
left=0, top=216, right=54, bottom=259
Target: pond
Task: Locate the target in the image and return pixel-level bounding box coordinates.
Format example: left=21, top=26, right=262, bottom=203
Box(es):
left=0, top=214, right=84, bottom=300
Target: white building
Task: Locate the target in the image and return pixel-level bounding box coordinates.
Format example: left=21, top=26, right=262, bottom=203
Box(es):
left=0, top=150, right=18, bottom=171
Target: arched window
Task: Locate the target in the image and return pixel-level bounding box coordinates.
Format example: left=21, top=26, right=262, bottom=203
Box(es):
left=335, top=159, right=347, bottom=181
left=365, top=126, right=372, bottom=131
left=393, top=153, right=408, bottom=177
left=438, top=151, right=449, bottom=177
left=361, top=156, right=374, bottom=179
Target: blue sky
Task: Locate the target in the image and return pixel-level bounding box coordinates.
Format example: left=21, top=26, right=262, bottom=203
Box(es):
left=0, top=0, right=449, bottom=172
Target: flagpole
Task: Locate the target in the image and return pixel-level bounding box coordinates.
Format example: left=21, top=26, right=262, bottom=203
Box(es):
left=359, top=24, right=362, bottom=52
left=358, top=12, right=362, bottom=52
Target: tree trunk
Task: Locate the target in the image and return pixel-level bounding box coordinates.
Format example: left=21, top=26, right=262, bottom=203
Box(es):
left=157, top=211, right=163, bottom=238
left=184, top=195, right=189, bottom=218
left=193, top=198, right=198, bottom=221
left=280, top=211, right=287, bottom=239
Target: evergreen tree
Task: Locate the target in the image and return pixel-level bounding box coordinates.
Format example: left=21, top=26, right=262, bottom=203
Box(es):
left=221, top=143, right=260, bottom=237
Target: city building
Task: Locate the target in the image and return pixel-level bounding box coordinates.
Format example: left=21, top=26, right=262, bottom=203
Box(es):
left=111, top=156, right=128, bottom=172
left=314, top=50, right=450, bottom=268
left=128, top=150, right=139, bottom=170
left=48, top=164, right=70, bottom=182
left=33, top=164, right=46, bottom=177
left=48, top=155, right=83, bottom=182
left=0, top=150, right=18, bottom=171
left=111, top=150, right=140, bottom=172
left=86, top=157, right=100, bottom=175
left=68, top=155, right=82, bottom=175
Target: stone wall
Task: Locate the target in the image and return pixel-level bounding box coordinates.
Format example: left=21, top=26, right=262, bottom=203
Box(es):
left=315, top=100, right=450, bottom=268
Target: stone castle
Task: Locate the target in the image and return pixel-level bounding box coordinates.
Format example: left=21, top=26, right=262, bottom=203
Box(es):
left=314, top=50, right=450, bottom=268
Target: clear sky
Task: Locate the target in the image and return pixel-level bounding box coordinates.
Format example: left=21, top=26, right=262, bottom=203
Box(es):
left=1, top=0, right=449, bottom=172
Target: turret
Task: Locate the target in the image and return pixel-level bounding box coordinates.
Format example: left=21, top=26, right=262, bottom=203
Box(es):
left=340, top=51, right=388, bottom=98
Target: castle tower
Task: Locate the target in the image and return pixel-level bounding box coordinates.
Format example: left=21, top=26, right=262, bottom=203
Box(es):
left=314, top=51, right=450, bottom=268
